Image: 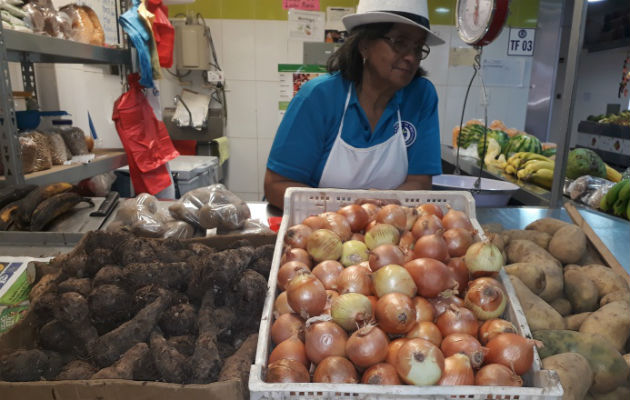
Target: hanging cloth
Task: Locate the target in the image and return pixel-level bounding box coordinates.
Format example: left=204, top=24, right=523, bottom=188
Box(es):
left=138, top=0, right=162, bottom=80
left=119, top=0, right=154, bottom=88
left=112, top=73, right=180, bottom=194
left=146, top=0, right=175, bottom=68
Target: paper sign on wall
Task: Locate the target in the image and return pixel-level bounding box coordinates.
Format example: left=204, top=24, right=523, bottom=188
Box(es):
left=288, top=9, right=325, bottom=42
left=283, top=0, right=320, bottom=11
left=507, top=28, right=535, bottom=56
left=325, top=6, right=354, bottom=31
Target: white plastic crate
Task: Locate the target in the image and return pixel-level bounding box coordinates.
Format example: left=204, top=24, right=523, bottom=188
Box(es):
left=250, top=188, right=562, bottom=400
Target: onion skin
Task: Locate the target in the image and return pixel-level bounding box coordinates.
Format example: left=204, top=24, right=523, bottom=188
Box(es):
left=413, top=297, right=436, bottom=323
left=281, top=248, right=313, bottom=268
left=273, top=291, right=294, bottom=317
left=417, top=203, right=444, bottom=219
left=305, top=320, right=348, bottom=364
left=286, top=273, right=327, bottom=319
left=402, top=207, right=419, bottom=231
left=429, top=293, right=465, bottom=318
left=337, top=265, right=372, bottom=296
left=340, top=240, right=369, bottom=267
left=438, top=353, right=475, bottom=386
left=398, top=231, right=416, bottom=252
left=278, top=261, right=311, bottom=291
left=371, top=264, right=417, bottom=298
left=338, top=204, right=370, bottom=232
left=364, top=223, right=400, bottom=250
left=475, top=363, right=523, bottom=386
left=361, top=363, right=402, bottom=385
left=376, top=204, right=407, bottom=232
left=443, top=228, right=474, bottom=257
left=478, top=318, right=517, bottom=345
left=447, top=257, right=470, bottom=294
left=464, top=241, right=504, bottom=278
left=406, top=321, right=443, bottom=346
left=321, top=212, right=352, bottom=242
left=307, top=229, right=343, bottom=262
left=465, top=277, right=507, bottom=321
left=395, top=338, right=445, bottom=386
left=436, top=305, right=479, bottom=338
left=322, top=289, right=339, bottom=315
left=375, top=292, right=417, bottom=334
left=404, top=258, right=456, bottom=298
left=266, top=358, right=310, bottom=383
left=442, top=207, right=474, bottom=232
left=440, top=333, right=488, bottom=368
left=313, top=356, right=359, bottom=383
left=485, top=333, right=537, bottom=375
left=331, top=293, right=373, bottom=331
left=361, top=203, right=380, bottom=222
left=312, top=260, right=344, bottom=290
left=268, top=335, right=309, bottom=367
left=369, top=244, right=405, bottom=272
left=303, top=215, right=332, bottom=231
left=285, top=224, right=313, bottom=249
left=412, top=214, right=444, bottom=239
left=413, top=230, right=449, bottom=262
left=271, top=313, right=305, bottom=344
left=386, top=338, right=408, bottom=366
left=346, top=325, right=389, bottom=368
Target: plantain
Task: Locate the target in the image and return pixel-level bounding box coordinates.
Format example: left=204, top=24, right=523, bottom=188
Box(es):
left=600, top=179, right=628, bottom=212
left=605, top=164, right=622, bottom=183
left=612, top=180, right=630, bottom=217
left=504, top=164, right=517, bottom=175
left=16, top=182, right=74, bottom=227
left=0, top=184, right=38, bottom=209
left=0, top=200, right=20, bottom=231
left=528, top=168, right=554, bottom=189
left=29, top=192, right=94, bottom=231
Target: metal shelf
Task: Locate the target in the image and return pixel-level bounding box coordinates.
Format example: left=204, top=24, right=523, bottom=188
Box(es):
left=578, top=120, right=629, bottom=139
left=3, top=30, right=131, bottom=65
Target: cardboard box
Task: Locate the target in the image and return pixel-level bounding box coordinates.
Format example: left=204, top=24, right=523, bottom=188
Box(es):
left=0, top=232, right=277, bottom=400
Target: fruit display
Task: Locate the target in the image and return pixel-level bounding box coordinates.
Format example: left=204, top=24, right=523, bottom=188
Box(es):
left=600, top=179, right=630, bottom=220
left=493, top=217, right=630, bottom=397
left=266, top=201, right=542, bottom=388
left=587, top=110, right=630, bottom=126
left=565, top=148, right=607, bottom=180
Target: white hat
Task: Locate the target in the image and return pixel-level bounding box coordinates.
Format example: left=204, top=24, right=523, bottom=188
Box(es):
left=342, top=0, right=445, bottom=46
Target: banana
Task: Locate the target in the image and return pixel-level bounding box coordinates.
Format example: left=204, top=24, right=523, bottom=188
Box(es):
left=612, top=181, right=630, bottom=217
left=507, top=152, right=551, bottom=169
left=16, top=182, right=74, bottom=226
left=627, top=195, right=630, bottom=220
left=529, top=168, right=554, bottom=189
left=0, top=200, right=19, bottom=231
left=0, top=184, right=37, bottom=209
left=520, top=160, right=555, bottom=172
left=29, top=192, right=94, bottom=231
left=504, top=165, right=517, bottom=175
left=600, top=179, right=628, bottom=212
left=605, top=164, right=622, bottom=183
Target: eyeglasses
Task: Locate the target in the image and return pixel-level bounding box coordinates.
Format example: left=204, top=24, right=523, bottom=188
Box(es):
left=380, top=36, right=430, bottom=60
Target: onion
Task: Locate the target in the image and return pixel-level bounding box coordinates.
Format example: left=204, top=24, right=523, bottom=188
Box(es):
left=436, top=305, right=479, bottom=337
left=371, top=264, right=417, bottom=298
left=464, top=241, right=504, bottom=278
left=346, top=325, right=389, bottom=368
left=313, top=356, right=358, bottom=383
left=337, top=265, right=372, bottom=295
left=278, top=261, right=311, bottom=291
left=284, top=224, right=313, bottom=249
left=307, top=229, right=343, bottom=262
left=266, top=358, right=310, bottom=383
left=281, top=248, right=313, bottom=269
left=364, top=223, right=400, bottom=250
left=404, top=258, right=456, bottom=298
left=413, top=230, right=449, bottom=262
left=286, top=273, right=327, bottom=318
left=475, top=363, right=523, bottom=386
left=398, top=230, right=416, bottom=252
left=443, top=228, right=475, bottom=257
left=478, top=318, right=517, bottom=345
left=322, top=289, right=339, bottom=315
left=413, top=297, right=435, bottom=323
left=312, top=260, right=344, bottom=290
left=411, top=214, right=444, bottom=239
left=429, top=292, right=465, bottom=318
left=465, top=277, right=507, bottom=320
left=416, top=203, right=444, bottom=219
left=361, top=203, right=380, bottom=222
left=367, top=295, right=378, bottom=317
left=438, top=353, right=475, bottom=386
left=340, top=240, right=369, bottom=267
left=406, top=321, right=442, bottom=346
left=331, top=293, right=373, bottom=331
left=338, top=204, right=369, bottom=232
left=303, top=215, right=332, bottom=231
left=402, top=206, right=419, bottom=231
left=305, top=318, right=348, bottom=363
left=271, top=313, right=305, bottom=344
left=351, top=232, right=365, bottom=242
left=386, top=338, right=408, bottom=365
left=395, top=338, right=445, bottom=386
left=442, top=206, right=474, bottom=232
left=368, top=244, right=405, bottom=272
left=268, top=335, right=309, bottom=367
left=361, top=363, right=401, bottom=385
left=273, top=291, right=294, bottom=318
left=365, top=220, right=378, bottom=232
left=447, top=257, right=470, bottom=294
left=485, top=333, right=538, bottom=375
left=376, top=204, right=407, bottom=231
left=321, top=212, right=352, bottom=241
left=440, top=333, right=488, bottom=368
left=375, top=292, right=417, bottom=334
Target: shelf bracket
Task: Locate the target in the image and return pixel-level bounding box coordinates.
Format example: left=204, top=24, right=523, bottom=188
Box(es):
left=20, top=60, right=37, bottom=104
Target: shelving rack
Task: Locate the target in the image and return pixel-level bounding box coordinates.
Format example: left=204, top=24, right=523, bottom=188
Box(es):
left=0, top=17, right=131, bottom=186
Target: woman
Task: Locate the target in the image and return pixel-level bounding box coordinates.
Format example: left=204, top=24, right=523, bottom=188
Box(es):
left=265, top=0, right=445, bottom=209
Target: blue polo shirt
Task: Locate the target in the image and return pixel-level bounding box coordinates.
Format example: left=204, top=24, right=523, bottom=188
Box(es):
left=267, top=72, right=442, bottom=187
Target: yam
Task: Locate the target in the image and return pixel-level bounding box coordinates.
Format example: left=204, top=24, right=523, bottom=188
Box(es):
left=548, top=225, right=587, bottom=264
left=38, top=319, right=79, bottom=354
left=550, top=298, right=572, bottom=317
left=92, top=265, right=124, bottom=287
left=124, top=261, right=190, bottom=291
left=167, top=335, right=196, bottom=357
left=525, top=217, right=570, bottom=235
left=0, top=349, right=63, bottom=381
left=56, top=360, right=97, bottom=380
left=564, top=312, right=592, bottom=331
left=542, top=352, right=593, bottom=400
left=150, top=330, right=189, bottom=383
left=580, top=301, right=630, bottom=353
left=92, top=342, right=150, bottom=379
left=600, top=289, right=630, bottom=307
left=218, top=333, right=259, bottom=396
left=88, top=284, right=132, bottom=333
left=503, top=229, right=552, bottom=249
left=504, top=262, right=546, bottom=295
left=509, top=275, right=565, bottom=330
left=579, top=264, right=629, bottom=298
left=53, top=292, right=99, bottom=352
left=57, top=277, right=91, bottom=297
left=564, top=269, right=599, bottom=313
left=189, top=290, right=223, bottom=384
left=159, top=303, right=198, bottom=337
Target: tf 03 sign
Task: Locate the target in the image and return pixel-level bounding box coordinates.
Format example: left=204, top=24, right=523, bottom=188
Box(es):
left=508, top=28, right=536, bottom=56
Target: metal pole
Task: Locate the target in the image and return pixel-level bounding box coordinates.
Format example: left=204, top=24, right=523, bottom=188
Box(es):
left=549, top=0, right=588, bottom=208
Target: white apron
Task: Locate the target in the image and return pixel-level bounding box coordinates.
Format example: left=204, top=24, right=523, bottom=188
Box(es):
left=318, top=86, right=408, bottom=189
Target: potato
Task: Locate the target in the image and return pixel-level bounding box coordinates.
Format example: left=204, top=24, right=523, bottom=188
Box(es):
left=550, top=298, right=572, bottom=317
left=526, top=217, right=570, bottom=235
left=548, top=225, right=587, bottom=264
left=542, top=352, right=593, bottom=400
left=505, top=262, right=546, bottom=295
left=505, top=240, right=563, bottom=302
left=578, top=242, right=605, bottom=266
left=564, top=269, right=599, bottom=313
left=565, top=312, right=592, bottom=331
left=580, top=264, right=630, bottom=298
left=503, top=229, right=552, bottom=249
left=591, top=386, right=630, bottom=400
left=600, top=289, right=630, bottom=307
left=509, top=275, right=565, bottom=331
left=506, top=239, right=560, bottom=266
left=580, top=301, right=630, bottom=353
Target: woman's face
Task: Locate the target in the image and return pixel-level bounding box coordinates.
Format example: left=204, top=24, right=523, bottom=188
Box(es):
left=362, top=23, right=428, bottom=90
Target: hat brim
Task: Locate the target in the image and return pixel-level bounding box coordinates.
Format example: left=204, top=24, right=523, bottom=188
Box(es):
left=342, top=12, right=445, bottom=46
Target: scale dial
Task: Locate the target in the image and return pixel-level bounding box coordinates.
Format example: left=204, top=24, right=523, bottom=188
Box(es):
left=456, top=0, right=509, bottom=46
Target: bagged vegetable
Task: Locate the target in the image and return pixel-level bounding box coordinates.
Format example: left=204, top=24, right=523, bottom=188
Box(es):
left=566, top=175, right=616, bottom=209
left=59, top=4, right=104, bottom=45
left=58, top=126, right=89, bottom=155
left=45, top=132, right=69, bottom=165
left=20, top=131, right=52, bottom=172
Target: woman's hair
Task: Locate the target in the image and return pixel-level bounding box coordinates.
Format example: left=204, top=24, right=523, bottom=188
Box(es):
left=327, top=23, right=427, bottom=85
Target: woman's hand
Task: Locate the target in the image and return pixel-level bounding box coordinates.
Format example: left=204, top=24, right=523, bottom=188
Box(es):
left=397, top=174, right=432, bottom=190
left=264, top=169, right=311, bottom=210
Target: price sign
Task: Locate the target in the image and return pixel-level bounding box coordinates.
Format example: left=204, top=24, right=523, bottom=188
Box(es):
left=507, top=28, right=535, bottom=56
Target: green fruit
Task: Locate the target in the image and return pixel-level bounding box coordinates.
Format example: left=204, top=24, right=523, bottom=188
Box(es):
left=477, top=129, right=509, bottom=158
left=504, top=134, right=543, bottom=157
left=566, top=148, right=607, bottom=179
left=600, top=179, right=628, bottom=212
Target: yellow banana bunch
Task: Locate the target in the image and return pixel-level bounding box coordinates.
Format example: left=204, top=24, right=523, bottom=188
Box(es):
left=506, top=152, right=553, bottom=170
left=605, top=164, right=622, bottom=183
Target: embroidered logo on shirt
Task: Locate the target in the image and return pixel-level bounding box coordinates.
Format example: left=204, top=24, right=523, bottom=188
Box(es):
left=394, top=121, right=417, bottom=147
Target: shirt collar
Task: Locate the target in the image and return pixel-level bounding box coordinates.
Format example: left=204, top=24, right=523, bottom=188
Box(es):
left=348, top=81, right=404, bottom=109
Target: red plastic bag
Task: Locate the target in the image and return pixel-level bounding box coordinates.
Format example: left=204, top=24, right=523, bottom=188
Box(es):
left=113, top=73, right=179, bottom=194
left=147, top=0, right=174, bottom=68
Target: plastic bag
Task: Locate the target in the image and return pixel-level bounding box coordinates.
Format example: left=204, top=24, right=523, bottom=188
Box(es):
left=59, top=4, right=104, bottom=45
left=162, top=220, right=194, bottom=239
left=22, top=3, right=45, bottom=33
left=86, top=172, right=117, bottom=197
left=219, top=219, right=274, bottom=235
left=168, top=184, right=251, bottom=232
left=566, top=175, right=616, bottom=209
left=112, top=193, right=168, bottom=237
left=59, top=126, right=89, bottom=155
left=46, top=132, right=69, bottom=165
left=20, top=131, right=52, bottom=172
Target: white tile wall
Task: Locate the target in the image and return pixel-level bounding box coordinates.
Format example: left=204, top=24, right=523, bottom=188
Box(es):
left=254, top=20, right=289, bottom=81
left=221, top=20, right=256, bottom=81
left=256, top=81, right=281, bottom=138
left=224, top=137, right=259, bottom=193
left=225, top=79, right=257, bottom=138
left=257, top=137, right=274, bottom=195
